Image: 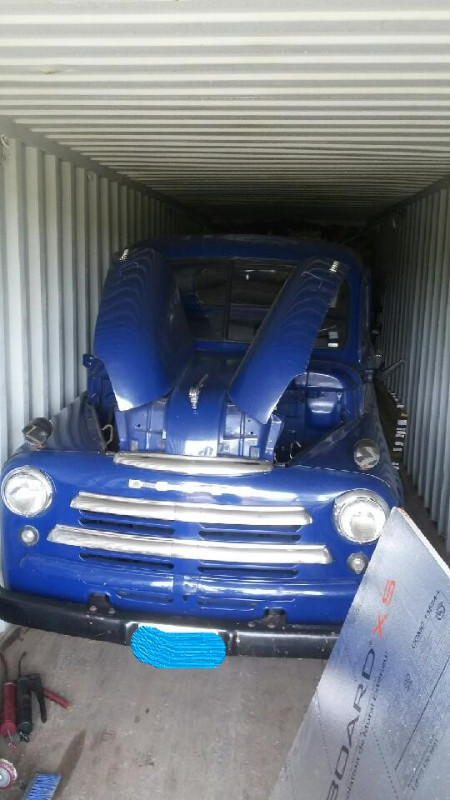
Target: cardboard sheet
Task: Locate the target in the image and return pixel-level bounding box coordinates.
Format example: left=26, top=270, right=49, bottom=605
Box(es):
left=271, top=508, right=450, bottom=800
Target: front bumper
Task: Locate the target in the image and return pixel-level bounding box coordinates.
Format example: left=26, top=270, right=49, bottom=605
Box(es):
left=0, top=587, right=340, bottom=658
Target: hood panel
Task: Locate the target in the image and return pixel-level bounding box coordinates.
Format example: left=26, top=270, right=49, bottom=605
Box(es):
left=94, top=248, right=193, bottom=411
left=229, top=257, right=349, bottom=424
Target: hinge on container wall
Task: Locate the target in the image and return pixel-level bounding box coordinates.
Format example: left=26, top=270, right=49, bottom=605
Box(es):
left=0, top=135, right=9, bottom=164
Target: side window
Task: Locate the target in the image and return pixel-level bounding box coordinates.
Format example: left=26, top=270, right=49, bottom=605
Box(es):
left=172, top=259, right=293, bottom=342
left=227, top=266, right=291, bottom=342
left=196, top=265, right=228, bottom=305
left=171, top=258, right=351, bottom=349
left=172, top=261, right=228, bottom=339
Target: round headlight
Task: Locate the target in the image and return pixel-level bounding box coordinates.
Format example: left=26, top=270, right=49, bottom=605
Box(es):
left=1, top=467, right=53, bottom=517
left=333, top=489, right=389, bottom=544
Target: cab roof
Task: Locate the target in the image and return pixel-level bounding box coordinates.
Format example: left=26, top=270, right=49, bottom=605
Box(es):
left=129, top=234, right=364, bottom=279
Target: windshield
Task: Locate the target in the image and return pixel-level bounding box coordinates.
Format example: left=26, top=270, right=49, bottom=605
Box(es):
left=170, top=258, right=350, bottom=349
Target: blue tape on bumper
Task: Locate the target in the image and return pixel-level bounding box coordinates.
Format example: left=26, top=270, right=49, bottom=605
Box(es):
left=131, top=626, right=226, bottom=668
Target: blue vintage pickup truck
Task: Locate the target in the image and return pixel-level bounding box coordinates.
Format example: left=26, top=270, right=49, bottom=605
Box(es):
left=0, top=236, right=402, bottom=657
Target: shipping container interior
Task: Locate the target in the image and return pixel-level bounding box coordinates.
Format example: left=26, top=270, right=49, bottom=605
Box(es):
left=0, top=0, right=449, bottom=558
left=0, top=3, right=450, bottom=798
left=0, top=0, right=450, bottom=546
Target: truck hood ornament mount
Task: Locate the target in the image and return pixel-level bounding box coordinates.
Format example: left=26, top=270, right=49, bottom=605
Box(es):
left=188, top=373, right=209, bottom=411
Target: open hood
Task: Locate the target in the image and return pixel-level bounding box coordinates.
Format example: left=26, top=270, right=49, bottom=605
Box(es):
left=95, top=249, right=348, bottom=435
left=94, top=248, right=193, bottom=411
left=228, top=257, right=349, bottom=424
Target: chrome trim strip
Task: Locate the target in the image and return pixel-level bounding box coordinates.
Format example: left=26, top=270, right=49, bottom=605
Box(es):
left=48, top=525, right=332, bottom=565
left=113, top=452, right=273, bottom=476
left=71, top=491, right=312, bottom=527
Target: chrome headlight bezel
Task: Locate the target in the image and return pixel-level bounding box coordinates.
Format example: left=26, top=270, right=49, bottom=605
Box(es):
left=1, top=466, right=53, bottom=517
left=333, top=489, right=389, bottom=544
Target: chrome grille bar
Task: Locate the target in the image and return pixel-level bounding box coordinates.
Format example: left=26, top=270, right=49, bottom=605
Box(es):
left=113, top=452, right=273, bottom=476
left=71, top=491, right=312, bottom=527
left=48, top=525, right=332, bottom=565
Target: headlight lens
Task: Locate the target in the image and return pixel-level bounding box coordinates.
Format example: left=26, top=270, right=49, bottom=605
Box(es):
left=333, top=489, right=389, bottom=544
left=1, top=467, right=53, bottom=516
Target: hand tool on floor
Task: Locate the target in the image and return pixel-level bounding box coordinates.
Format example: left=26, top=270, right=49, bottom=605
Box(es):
left=0, top=654, right=17, bottom=747
left=42, top=689, right=70, bottom=711
left=15, top=654, right=70, bottom=742
left=22, top=773, right=61, bottom=799
left=16, top=655, right=47, bottom=742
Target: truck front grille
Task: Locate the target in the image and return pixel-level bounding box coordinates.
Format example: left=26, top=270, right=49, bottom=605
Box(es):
left=48, top=524, right=331, bottom=566
left=198, top=527, right=301, bottom=543
left=80, top=516, right=174, bottom=537
left=50, top=491, right=329, bottom=572
left=71, top=491, right=312, bottom=528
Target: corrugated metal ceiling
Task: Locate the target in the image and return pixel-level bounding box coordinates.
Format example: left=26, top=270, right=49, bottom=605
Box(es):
left=2, top=0, right=450, bottom=221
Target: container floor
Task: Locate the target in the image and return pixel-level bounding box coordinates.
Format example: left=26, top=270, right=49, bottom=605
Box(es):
left=0, top=633, right=324, bottom=799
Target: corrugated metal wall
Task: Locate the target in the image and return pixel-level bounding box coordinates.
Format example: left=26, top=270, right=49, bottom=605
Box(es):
left=0, top=128, right=196, bottom=468
left=375, top=186, right=450, bottom=545
left=3, top=0, right=450, bottom=222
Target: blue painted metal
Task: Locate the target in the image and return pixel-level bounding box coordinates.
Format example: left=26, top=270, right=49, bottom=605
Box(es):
left=0, top=446, right=400, bottom=626
left=131, top=626, right=226, bottom=669
left=0, top=235, right=402, bottom=641
left=292, top=381, right=403, bottom=502
left=229, top=257, right=348, bottom=424
left=93, top=247, right=193, bottom=411
left=17, top=396, right=106, bottom=454
left=116, top=352, right=281, bottom=459
left=133, top=234, right=363, bottom=367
